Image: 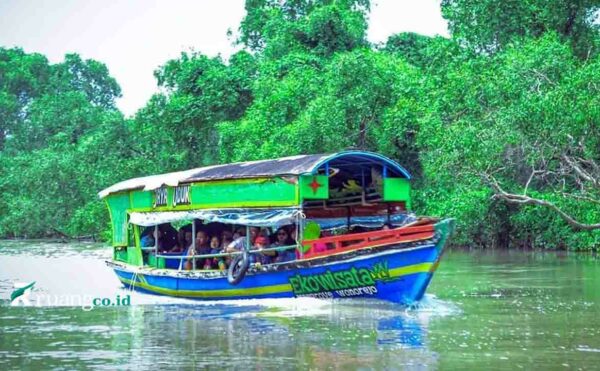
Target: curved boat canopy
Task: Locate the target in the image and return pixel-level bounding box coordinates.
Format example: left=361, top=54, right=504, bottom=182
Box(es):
left=100, top=151, right=413, bottom=246
left=98, top=151, right=410, bottom=199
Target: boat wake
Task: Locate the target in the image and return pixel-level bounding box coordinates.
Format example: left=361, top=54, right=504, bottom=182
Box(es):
left=406, top=294, right=461, bottom=316
left=141, top=293, right=461, bottom=322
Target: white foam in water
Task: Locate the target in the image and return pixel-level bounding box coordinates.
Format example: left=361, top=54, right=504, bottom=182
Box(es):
left=59, top=288, right=460, bottom=320
left=109, top=285, right=332, bottom=312
left=576, top=345, right=600, bottom=353
left=405, top=294, right=462, bottom=317
left=130, top=294, right=334, bottom=317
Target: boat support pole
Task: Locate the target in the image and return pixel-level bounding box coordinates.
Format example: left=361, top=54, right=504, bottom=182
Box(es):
left=297, top=211, right=303, bottom=259
left=245, top=226, right=250, bottom=252
left=154, top=225, right=158, bottom=259
left=192, top=221, right=196, bottom=270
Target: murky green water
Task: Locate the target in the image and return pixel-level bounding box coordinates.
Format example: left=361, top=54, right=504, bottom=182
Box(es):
left=1, top=241, right=599, bottom=370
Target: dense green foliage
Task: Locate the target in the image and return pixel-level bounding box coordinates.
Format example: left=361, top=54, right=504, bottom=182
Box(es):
left=441, top=0, right=600, bottom=57
left=1, top=0, right=599, bottom=249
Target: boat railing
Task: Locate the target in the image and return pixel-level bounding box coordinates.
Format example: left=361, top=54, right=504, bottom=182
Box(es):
left=153, top=244, right=297, bottom=261
left=135, top=222, right=436, bottom=268
left=139, top=223, right=435, bottom=266
left=301, top=223, right=436, bottom=260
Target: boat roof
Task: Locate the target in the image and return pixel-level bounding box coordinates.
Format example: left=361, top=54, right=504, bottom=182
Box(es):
left=98, top=151, right=411, bottom=198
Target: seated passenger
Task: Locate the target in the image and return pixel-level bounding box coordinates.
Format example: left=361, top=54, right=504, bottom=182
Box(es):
left=220, top=235, right=233, bottom=269
left=251, top=236, right=273, bottom=265
left=141, top=228, right=156, bottom=247
left=176, top=232, right=194, bottom=270
left=226, top=226, right=260, bottom=250
left=209, top=236, right=220, bottom=251
left=206, top=236, right=225, bottom=270
left=221, top=235, right=233, bottom=249
left=173, top=227, right=193, bottom=253
left=273, top=227, right=295, bottom=247
left=312, top=231, right=330, bottom=254
left=249, top=227, right=260, bottom=245
left=225, top=227, right=262, bottom=266
left=184, top=231, right=211, bottom=270
left=221, top=230, right=233, bottom=243
left=288, top=224, right=297, bottom=238
left=226, top=235, right=246, bottom=253
left=273, top=227, right=297, bottom=263
left=232, top=228, right=245, bottom=241
left=158, top=223, right=178, bottom=252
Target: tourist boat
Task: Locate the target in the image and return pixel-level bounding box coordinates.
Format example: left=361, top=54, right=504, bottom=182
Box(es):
left=99, top=151, right=454, bottom=304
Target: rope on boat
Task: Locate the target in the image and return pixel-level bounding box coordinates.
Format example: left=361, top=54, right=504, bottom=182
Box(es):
left=129, top=269, right=139, bottom=292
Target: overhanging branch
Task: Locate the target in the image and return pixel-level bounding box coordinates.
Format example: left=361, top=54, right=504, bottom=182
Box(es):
left=483, top=173, right=600, bottom=231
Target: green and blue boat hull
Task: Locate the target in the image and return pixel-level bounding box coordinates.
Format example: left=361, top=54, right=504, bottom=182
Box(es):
left=110, top=219, right=454, bottom=305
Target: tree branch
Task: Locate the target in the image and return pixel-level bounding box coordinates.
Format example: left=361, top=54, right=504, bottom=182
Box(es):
left=483, top=173, right=600, bottom=231
left=562, top=154, right=599, bottom=187
left=524, top=168, right=544, bottom=195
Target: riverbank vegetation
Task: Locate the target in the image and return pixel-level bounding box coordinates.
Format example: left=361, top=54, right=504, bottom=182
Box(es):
left=1, top=0, right=599, bottom=249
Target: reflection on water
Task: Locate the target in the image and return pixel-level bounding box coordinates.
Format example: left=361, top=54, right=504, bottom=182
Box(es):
left=0, top=299, right=447, bottom=369
left=1, top=241, right=599, bottom=369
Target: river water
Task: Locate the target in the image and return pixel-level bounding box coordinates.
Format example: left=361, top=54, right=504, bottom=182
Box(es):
left=0, top=241, right=599, bottom=370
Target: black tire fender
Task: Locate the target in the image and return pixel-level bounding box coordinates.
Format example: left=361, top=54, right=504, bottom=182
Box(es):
left=227, top=250, right=249, bottom=285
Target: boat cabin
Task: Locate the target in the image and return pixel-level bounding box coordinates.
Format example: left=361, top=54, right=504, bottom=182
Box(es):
left=98, top=151, right=414, bottom=270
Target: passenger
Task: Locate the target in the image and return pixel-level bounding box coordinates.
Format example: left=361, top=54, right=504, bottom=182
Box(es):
left=273, top=227, right=296, bottom=263
left=176, top=229, right=186, bottom=249
left=251, top=236, right=273, bottom=265
left=273, top=227, right=295, bottom=247
left=177, top=230, right=194, bottom=270
left=173, top=227, right=193, bottom=253
left=382, top=223, right=393, bottom=230
left=232, top=227, right=245, bottom=241
left=221, top=230, right=233, bottom=243
left=158, top=223, right=178, bottom=252
left=226, top=235, right=246, bottom=253
left=288, top=225, right=297, bottom=240
left=220, top=235, right=233, bottom=269
left=183, top=230, right=194, bottom=252
left=185, top=230, right=211, bottom=270
left=209, top=236, right=220, bottom=251
left=226, top=226, right=259, bottom=252
left=141, top=227, right=156, bottom=247
left=249, top=227, right=260, bottom=245
left=312, top=231, right=329, bottom=254
left=206, top=236, right=225, bottom=270
left=225, top=233, right=249, bottom=271
left=221, top=235, right=233, bottom=249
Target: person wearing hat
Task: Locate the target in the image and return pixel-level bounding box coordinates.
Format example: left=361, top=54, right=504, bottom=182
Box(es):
left=251, top=235, right=274, bottom=265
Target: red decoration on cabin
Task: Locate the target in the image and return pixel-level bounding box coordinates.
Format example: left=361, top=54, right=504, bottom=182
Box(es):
left=309, top=177, right=322, bottom=194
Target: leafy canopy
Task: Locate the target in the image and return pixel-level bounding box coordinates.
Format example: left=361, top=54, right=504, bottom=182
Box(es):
left=1, top=0, right=599, bottom=250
